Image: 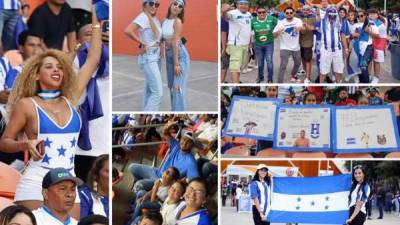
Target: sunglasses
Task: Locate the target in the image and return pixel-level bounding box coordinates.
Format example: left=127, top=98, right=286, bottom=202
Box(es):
left=147, top=2, right=160, bottom=8
left=285, top=11, right=294, bottom=15
left=257, top=11, right=267, bottom=14
left=173, top=2, right=183, bottom=9
left=357, top=15, right=365, bottom=18
left=353, top=165, right=363, bottom=169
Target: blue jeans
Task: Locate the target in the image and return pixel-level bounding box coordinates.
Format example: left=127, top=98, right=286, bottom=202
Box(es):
left=165, top=42, right=190, bottom=111
left=255, top=43, right=274, bottom=81
left=128, top=163, right=159, bottom=193
left=0, top=9, right=18, bottom=51
left=138, top=47, right=163, bottom=111
left=359, top=45, right=373, bottom=83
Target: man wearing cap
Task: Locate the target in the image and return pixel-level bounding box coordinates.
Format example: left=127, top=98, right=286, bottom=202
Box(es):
left=367, top=87, right=383, bottom=105
left=221, top=0, right=252, bottom=83
left=128, top=120, right=199, bottom=192
left=33, top=168, right=83, bottom=225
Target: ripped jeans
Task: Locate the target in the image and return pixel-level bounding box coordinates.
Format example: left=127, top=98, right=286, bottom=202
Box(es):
left=165, top=42, right=190, bottom=111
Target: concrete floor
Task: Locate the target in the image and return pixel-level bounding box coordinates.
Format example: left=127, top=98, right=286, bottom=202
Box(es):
left=221, top=205, right=400, bottom=225
left=112, top=54, right=218, bottom=112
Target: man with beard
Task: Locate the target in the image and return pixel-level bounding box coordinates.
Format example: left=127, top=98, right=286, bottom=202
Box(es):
left=28, top=0, right=76, bottom=51
left=33, top=168, right=83, bottom=225
left=335, top=88, right=356, bottom=106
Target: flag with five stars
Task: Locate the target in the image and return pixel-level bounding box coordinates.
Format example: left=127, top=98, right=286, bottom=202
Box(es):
left=267, top=174, right=351, bottom=224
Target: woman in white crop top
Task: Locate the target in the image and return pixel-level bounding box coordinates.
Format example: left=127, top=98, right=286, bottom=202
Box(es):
left=125, top=0, right=163, bottom=111
left=161, top=0, right=190, bottom=111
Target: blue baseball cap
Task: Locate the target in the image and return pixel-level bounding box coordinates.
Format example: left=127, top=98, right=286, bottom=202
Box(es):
left=236, top=0, right=249, bottom=4
left=42, top=168, right=83, bottom=189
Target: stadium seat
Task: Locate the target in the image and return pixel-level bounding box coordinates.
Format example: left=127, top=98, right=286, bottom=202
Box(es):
left=3, top=50, right=23, bottom=67
left=0, top=197, right=14, bottom=211
left=291, top=152, right=327, bottom=158
left=256, top=148, right=287, bottom=158
left=335, top=153, right=373, bottom=158
left=224, top=146, right=250, bottom=156
left=0, top=162, right=21, bottom=200
left=385, top=152, right=400, bottom=158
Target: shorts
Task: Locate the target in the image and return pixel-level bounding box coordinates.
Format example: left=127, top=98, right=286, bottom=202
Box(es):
left=301, top=47, right=313, bottom=62
left=226, top=45, right=248, bottom=73
left=373, top=49, right=385, bottom=63
left=320, top=48, right=344, bottom=75
left=14, top=164, right=80, bottom=203
left=221, top=53, right=230, bottom=70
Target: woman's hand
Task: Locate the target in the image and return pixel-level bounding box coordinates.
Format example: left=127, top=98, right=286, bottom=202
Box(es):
left=260, top=213, right=267, bottom=221
left=346, top=218, right=352, bottom=224
left=26, top=139, right=44, bottom=161
left=175, top=64, right=182, bottom=76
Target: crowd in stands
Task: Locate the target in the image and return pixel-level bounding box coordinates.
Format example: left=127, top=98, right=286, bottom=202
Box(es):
left=221, top=86, right=400, bottom=158
left=112, top=114, right=218, bottom=225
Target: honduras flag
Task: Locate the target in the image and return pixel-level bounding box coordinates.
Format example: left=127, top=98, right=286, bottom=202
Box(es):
left=267, top=174, right=351, bottom=224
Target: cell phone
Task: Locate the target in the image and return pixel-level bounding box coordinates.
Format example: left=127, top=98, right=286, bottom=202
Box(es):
left=102, top=20, right=109, bottom=33
left=36, top=140, right=45, bottom=156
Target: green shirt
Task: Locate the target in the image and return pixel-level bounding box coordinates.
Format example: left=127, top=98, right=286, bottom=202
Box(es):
left=251, top=15, right=277, bottom=46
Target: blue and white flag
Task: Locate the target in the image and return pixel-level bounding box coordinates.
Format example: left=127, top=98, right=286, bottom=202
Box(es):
left=267, top=174, right=351, bottom=224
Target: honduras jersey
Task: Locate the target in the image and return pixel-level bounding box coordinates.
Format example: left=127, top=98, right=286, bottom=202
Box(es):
left=174, top=202, right=212, bottom=225
left=315, top=15, right=349, bottom=52
left=30, top=97, right=81, bottom=171
left=33, top=206, right=77, bottom=225
left=0, top=0, right=19, bottom=10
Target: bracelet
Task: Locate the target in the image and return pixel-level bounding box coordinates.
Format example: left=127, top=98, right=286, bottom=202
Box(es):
left=92, top=24, right=101, bottom=29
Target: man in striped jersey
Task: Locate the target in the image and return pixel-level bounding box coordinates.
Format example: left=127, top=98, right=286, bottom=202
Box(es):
left=315, top=6, right=349, bottom=83
left=0, top=0, right=20, bottom=53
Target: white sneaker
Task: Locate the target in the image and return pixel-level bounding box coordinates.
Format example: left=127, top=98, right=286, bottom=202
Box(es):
left=297, top=70, right=306, bottom=76
left=304, top=78, right=311, bottom=84
left=371, top=76, right=380, bottom=84
left=354, top=76, right=360, bottom=83
left=252, top=64, right=258, bottom=69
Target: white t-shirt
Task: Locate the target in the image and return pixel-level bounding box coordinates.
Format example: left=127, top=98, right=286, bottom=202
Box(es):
left=33, top=207, right=78, bottom=225
left=227, top=9, right=252, bottom=46
left=235, top=187, right=243, bottom=200
left=349, top=183, right=371, bottom=214
left=161, top=197, right=180, bottom=225
left=133, top=12, right=162, bottom=46
left=273, top=17, right=303, bottom=51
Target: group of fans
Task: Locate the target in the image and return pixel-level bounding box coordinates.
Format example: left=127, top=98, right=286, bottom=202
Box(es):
left=221, top=0, right=393, bottom=84
left=112, top=114, right=218, bottom=225
left=0, top=0, right=109, bottom=225
left=221, top=85, right=400, bottom=157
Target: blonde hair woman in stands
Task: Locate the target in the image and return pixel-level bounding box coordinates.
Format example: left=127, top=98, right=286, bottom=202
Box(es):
left=0, top=7, right=102, bottom=219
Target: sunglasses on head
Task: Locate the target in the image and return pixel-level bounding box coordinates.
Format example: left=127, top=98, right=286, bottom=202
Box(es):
left=147, top=1, right=160, bottom=8
left=257, top=11, right=266, bottom=14
left=173, top=2, right=183, bottom=9
left=353, top=165, right=363, bottom=169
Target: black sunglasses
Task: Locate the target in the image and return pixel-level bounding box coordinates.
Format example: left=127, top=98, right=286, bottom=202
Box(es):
left=257, top=11, right=267, bottom=14
left=147, top=2, right=160, bottom=8
left=173, top=2, right=184, bottom=9
left=357, top=15, right=365, bottom=18
left=286, top=11, right=294, bottom=15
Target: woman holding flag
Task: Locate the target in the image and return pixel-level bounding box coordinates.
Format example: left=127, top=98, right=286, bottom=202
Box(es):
left=250, top=164, right=272, bottom=225
left=346, top=165, right=371, bottom=225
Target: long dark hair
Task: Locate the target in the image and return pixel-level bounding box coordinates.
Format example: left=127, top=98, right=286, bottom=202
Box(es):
left=87, top=154, right=109, bottom=196
left=348, top=165, right=369, bottom=205
left=166, top=2, right=185, bottom=23
left=0, top=205, right=37, bottom=225
left=252, top=168, right=271, bottom=186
